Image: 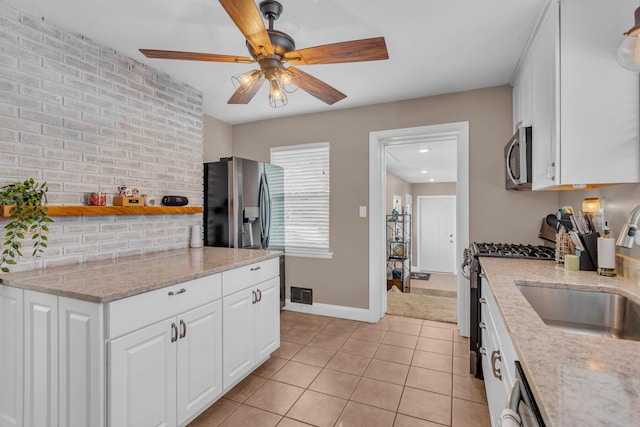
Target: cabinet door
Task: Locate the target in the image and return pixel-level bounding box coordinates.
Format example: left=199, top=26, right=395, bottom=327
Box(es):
left=254, top=277, right=280, bottom=363
left=176, top=300, right=223, bottom=425
left=109, top=318, right=177, bottom=427
left=222, top=286, right=256, bottom=390
left=24, top=290, right=58, bottom=427
left=531, top=0, right=559, bottom=190
left=0, top=286, right=23, bottom=427
left=59, top=297, right=104, bottom=427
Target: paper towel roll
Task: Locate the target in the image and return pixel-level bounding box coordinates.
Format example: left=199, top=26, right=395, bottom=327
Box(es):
left=597, top=237, right=615, bottom=269
left=190, top=224, right=203, bottom=248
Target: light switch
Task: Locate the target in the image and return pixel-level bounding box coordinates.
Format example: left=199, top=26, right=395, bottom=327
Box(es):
left=359, top=206, right=367, bottom=218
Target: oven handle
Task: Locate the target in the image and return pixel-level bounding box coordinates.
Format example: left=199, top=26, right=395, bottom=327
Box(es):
left=507, top=378, right=522, bottom=412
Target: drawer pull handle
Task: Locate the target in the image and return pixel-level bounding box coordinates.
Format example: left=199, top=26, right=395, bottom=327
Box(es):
left=479, top=297, right=487, bottom=304
left=257, top=288, right=262, bottom=302
left=171, top=323, right=178, bottom=343
left=252, top=290, right=257, bottom=304
left=479, top=322, right=487, bottom=329
left=168, top=288, right=187, bottom=296
left=179, top=319, right=187, bottom=339
left=491, top=350, right=502, bottom=381
left=250, top=266, right=261, bottom=271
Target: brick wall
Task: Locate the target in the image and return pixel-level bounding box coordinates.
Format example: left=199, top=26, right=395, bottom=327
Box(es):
left=0, top=3, right=204, bottom=271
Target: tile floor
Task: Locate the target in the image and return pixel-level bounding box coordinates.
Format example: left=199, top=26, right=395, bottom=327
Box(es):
left=189, top=311, right=490, bottom=427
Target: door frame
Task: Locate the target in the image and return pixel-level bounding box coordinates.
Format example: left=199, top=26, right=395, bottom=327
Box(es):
left=417, top=195, right=457, bottom=274
left=368, top=122, right=470, bottom=335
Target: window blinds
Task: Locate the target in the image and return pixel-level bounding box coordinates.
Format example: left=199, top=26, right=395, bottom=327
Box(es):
left=270, top=142, right=330, bottom=256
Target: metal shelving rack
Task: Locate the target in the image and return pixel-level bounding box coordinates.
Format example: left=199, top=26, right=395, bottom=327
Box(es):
left=386, top=213, right=411, bottom=292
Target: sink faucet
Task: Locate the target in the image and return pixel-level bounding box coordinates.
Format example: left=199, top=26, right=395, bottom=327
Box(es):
left=617, top=204, right=640, bottom=248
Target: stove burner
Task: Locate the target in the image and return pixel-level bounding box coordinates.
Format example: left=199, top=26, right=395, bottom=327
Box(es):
left=472, top=242, right=555, bottom=260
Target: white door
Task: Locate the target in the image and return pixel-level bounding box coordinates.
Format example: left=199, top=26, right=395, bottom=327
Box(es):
left=418, top=196, right=456, bottom=273
left=24, top=290, right=58, bottom=427
left=254, top=278, right=280, bottom=363
left=222, top=286, right=255, bottom=390
left=177, top=301, right=223, bottom=425
left=109, top=318, right=177, bottom=427
left=0, top=286, right=23, bottom=427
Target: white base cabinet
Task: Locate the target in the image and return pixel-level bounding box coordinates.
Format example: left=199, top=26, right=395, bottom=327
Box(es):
left=480, top=278, right=517, bottom=427
left=0, top=257, right=280, bottom=427
left=0, top=286, right=23, bottom=427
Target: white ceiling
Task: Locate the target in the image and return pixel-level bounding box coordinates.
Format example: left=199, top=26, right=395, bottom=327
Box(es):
left=4, top=0, right=547, bottom=125
left=386, top=140, right=457, bottom=184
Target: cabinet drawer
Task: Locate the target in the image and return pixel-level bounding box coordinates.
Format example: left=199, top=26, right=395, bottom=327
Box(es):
left=107, top=274, right=221, bottom=339
left=222, top=258, right=279, bottom=296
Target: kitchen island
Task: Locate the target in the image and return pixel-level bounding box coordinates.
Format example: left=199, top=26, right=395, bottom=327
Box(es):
left=480, top=257, right=640, bottom=426
left=0, top=247, right=282, bottom=427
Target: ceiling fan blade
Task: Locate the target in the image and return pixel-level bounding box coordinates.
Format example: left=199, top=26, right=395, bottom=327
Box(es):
left=228, top=75, right=266, bottom=104
left=219, top=0, right=274, bottom=56
left=139, top=49, right=253, bottom=63
left=284, top=37, right=389, bottom=65
left=288, top=66, right=346, bottom=105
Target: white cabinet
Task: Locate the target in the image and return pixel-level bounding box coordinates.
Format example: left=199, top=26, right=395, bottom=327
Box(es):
left=222, top=259, right=280, bottom=390
left=480, top=278, right=517, bottom=427
left=513, top=0, right=639, bottom=190
left=24, top=290, right=58, bottom=427
left=0, top=286, right=23, bottom=427
left=108, top=276, right=223, bottom=427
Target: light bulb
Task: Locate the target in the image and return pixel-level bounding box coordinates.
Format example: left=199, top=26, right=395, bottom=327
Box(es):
left=231, top=70, right=261, bottom=91
left=617, top=35, right=640, bottom=72
left=269, top=78, right=287, bottom=108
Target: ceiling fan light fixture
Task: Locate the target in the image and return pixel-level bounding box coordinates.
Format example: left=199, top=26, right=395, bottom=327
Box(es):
left=618, top=7, right=640, bottom=71
left=276, top=68, right=299, bottom=93
left=268, top=77, right=287, bottom=108
left=231, top=69, right=262, bottom=92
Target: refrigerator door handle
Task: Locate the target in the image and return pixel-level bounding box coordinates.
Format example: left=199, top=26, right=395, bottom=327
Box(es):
left=259, top=172, right=271, bottom=248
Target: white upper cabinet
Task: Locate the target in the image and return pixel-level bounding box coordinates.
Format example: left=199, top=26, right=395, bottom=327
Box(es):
left=513, top=0, right=640, bottom=190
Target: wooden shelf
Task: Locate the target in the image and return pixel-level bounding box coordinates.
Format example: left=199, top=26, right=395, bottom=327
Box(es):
left=1, top=205, right=203, bottom=217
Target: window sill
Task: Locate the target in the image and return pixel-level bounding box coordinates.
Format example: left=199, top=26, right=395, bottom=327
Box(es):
left=284, top=251, right=334, bottom=260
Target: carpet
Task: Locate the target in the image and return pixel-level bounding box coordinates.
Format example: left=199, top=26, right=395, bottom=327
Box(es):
left=410, top=272, right=431, bottom=280
left=386, top=286, right=457, bottom=323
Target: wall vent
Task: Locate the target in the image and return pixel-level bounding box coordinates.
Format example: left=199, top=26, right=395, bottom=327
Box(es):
left=291, top=287, right=313, bottom=305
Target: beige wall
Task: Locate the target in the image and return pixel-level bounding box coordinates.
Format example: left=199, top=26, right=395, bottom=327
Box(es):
left=386, top=173, right=412, bottom=215
left=203, top=115, right=233, bottom=163
left=558, top=183, right=640, bottom=260
left=226, top=85, right=560, bottom=309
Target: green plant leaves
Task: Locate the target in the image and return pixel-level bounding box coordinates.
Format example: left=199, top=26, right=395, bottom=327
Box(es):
left=0, top=178, right=53, bottom=273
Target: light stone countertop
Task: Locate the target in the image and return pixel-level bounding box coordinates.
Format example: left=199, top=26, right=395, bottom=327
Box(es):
left=479, top=257, right=640, bottom=427
left=0, top=247, right=282, bottom=303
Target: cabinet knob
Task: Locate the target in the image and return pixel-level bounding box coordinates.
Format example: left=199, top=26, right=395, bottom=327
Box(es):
left=479, top=297, right=487, bottom=304
left=479, top=321, right=487, bottom=329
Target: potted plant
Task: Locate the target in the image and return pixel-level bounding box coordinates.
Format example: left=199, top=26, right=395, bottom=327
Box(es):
left=0, top=178, right=52, bottom=275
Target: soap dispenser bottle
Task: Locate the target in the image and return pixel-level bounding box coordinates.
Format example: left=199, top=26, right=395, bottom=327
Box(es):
left=597, top=222, right=616, bottom=276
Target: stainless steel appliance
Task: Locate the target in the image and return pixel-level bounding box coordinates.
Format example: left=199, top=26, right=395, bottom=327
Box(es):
left=204, top=157, right=285, bottom=307
left=503, top=361, right=546, bottom=427
left=204, top=157, right=284, bottom=251
left=460, top=243, right=555, bottom=378
left=505, top=126, right=533, bottom=190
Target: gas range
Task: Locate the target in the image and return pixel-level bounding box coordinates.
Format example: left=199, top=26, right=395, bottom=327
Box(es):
left=471, top=242, right=555, bottom=260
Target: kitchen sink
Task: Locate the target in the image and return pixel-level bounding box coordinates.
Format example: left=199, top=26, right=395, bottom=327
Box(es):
left=516, top=284, right=640, bottom=341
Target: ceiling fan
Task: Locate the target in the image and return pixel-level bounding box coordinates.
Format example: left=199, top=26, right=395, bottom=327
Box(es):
left=140, top=0, right=389, bottom=108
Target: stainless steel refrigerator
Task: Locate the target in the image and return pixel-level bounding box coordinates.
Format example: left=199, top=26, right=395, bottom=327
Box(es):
left=204, top=157, right=284, bottom=251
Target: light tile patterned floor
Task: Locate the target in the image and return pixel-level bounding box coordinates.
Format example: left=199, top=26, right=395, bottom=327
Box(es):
left=188, top=311, right=490, bottom=427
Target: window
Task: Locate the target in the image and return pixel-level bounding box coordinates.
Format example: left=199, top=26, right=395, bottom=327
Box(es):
left=270, top=142, right=332, bottom=258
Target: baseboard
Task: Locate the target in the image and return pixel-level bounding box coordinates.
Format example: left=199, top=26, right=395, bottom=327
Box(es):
left=283, top=299, right=376, bottom=322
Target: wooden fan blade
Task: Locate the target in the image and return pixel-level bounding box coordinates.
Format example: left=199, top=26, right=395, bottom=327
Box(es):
left=219, top=0, right=274, bottom=56
left=140, top=49, right=253, bottom=63
left=228, top=76, right=266, bottom=104
left=288, top=66, right=346, bottom=105
left=284, top=37, right=388, bottom=65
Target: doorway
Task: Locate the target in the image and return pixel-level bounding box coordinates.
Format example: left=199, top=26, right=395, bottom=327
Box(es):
left=418, top=195, right=457, bottom=274
left=368, top=122, right=470, bottom=335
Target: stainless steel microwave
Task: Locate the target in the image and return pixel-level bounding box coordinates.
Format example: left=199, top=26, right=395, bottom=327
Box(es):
left=505, top=126, right=532, bottom=190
